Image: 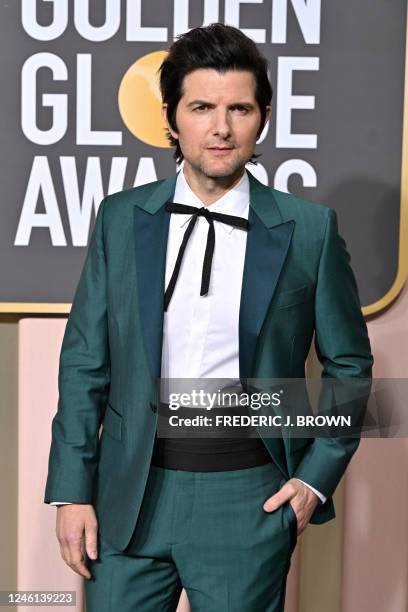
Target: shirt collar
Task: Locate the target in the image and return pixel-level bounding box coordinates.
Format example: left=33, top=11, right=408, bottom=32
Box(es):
left=171, top=166, right=250, bottom=234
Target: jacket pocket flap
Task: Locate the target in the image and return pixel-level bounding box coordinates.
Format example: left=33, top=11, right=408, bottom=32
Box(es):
left=103, top=404, right=122, bottom=441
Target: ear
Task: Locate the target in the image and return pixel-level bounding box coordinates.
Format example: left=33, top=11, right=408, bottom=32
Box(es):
left=264, top=105, right=272, bottom=127
left=161, top=103, right=179, bottom=140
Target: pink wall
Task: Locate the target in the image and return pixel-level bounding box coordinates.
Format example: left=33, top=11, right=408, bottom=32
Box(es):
left=18, top=320, right=84, bottom=611
left=341, top=280, right=408, bottom=611
left=15, top=278, right=407, bottom=611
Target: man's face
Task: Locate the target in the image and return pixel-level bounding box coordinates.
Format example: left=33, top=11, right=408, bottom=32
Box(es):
left=162, top=68, right=271, bottom=180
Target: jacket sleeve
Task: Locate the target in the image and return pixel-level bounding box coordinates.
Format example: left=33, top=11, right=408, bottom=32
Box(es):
left=44, top=197, right=110, bottom=504
left=293, top=208, right=373, bottom=499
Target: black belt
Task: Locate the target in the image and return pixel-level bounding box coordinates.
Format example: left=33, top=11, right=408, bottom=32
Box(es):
left=151, top=402, right=272, bottom=471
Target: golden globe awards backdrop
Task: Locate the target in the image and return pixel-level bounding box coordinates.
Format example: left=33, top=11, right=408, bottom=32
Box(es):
left=0, top=1, right=407, bottom=313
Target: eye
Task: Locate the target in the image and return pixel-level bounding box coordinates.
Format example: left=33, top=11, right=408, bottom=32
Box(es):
left=193, top=104, right=209, bottom=112
left=231, top=105, right=249, bottom=114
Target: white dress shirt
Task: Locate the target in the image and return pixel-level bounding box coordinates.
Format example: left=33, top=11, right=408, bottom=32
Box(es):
left=52, top=167, right=326, bottom=505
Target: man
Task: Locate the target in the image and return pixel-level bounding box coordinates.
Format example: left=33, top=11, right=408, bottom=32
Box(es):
left=44, top=23, right=373, bottom=611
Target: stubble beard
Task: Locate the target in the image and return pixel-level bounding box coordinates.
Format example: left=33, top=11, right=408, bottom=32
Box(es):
left=188, top=152, right=249, bottom=181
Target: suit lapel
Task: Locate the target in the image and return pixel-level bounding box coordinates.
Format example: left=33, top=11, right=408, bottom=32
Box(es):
left=239, top=173, right=295, bottom=377
left=133, top=171, right=295, bottom=384
left=133, top=174, right=178, bottom=381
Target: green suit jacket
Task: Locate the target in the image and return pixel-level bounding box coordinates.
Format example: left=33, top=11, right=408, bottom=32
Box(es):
left=44, top=170, right=373, bottom=551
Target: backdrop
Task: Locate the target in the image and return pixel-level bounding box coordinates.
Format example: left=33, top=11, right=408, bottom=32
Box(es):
left=0, top=0, right=407, bottom=313
left=0, top=2, right=407, bottom=612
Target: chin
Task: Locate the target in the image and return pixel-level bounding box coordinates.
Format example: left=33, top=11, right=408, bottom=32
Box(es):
left=201, top=160, right=244, bottom=179
left=204, top=170, right=234, bottom=179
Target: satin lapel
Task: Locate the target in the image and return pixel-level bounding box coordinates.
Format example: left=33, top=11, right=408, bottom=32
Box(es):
left=239, top=172, right=295, bottom=378
left=133, top=174, right=178, bottom=381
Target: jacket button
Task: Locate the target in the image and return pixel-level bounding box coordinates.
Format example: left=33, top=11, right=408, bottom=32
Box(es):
left=150, top=402, right=157, bottom=413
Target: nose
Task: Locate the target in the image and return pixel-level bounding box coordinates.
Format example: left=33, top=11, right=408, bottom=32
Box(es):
left=212, top=108, right=231, bottom=139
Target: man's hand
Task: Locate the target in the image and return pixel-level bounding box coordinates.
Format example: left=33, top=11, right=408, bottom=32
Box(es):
left=263, top=479, right=319, bottom=536
left=56, top=504, right=98, bottom=580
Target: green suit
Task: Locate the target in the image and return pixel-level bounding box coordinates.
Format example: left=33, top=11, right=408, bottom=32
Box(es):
left=44, top=170, right=373, bottom=554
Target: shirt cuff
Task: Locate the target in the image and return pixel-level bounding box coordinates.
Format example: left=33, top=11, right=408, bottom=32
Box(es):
left=49, top=502, right=73, bottom=505
left=293, top=479, right=327, bottom=504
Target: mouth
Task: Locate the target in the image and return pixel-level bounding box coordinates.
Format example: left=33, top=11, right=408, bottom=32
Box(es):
left=207, top=146, right=234, bottom=156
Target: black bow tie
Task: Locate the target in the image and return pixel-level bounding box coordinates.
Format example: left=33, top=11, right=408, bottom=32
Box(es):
left=164, top=201, right=249, bottom=311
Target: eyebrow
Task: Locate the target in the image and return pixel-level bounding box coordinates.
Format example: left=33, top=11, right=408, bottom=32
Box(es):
left=186, top=100, right=256, bottom=110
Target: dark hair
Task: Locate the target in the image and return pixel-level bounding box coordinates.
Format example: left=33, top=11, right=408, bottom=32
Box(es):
left=158, top=23, right=273, bottom=164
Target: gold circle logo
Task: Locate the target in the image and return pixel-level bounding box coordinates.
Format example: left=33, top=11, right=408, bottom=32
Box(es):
left=118, top=50, right=170, bottom=148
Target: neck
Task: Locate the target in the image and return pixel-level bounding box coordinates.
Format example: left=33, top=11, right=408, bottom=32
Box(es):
left=182, top=163, right=246, bottom=206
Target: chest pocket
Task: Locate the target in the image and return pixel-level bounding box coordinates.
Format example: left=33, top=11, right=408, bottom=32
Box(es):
left=274, top=284, right=308, bottom=310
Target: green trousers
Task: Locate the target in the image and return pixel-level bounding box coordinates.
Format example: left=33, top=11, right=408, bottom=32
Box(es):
left=85, top=461, right=298, bottom=611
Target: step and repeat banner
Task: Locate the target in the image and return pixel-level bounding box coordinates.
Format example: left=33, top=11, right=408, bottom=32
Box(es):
left=0, top=0, right=407, bottom=312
